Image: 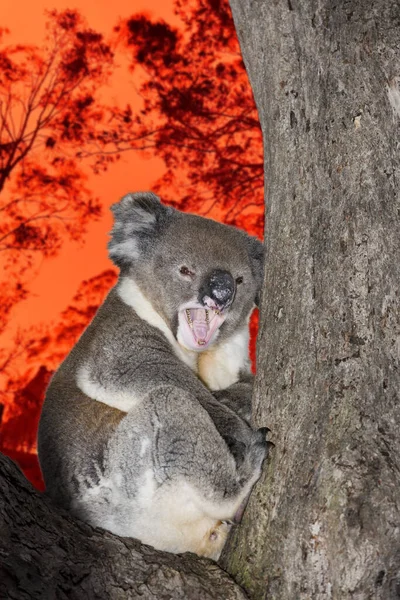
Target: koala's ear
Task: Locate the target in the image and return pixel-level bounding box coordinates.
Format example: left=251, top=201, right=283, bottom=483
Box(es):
left=246, top=235, right=264, bottom=307
left=108, top=192, right=173, bottom=267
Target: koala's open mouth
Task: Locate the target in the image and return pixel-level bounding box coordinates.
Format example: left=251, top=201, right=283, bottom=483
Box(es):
left=177, top=305, right=226, bottom=351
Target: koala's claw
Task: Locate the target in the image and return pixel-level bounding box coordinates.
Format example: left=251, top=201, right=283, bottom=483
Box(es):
left=258, top=426, right=271, bottom=438
left=256, top=427, right=275, bottom=453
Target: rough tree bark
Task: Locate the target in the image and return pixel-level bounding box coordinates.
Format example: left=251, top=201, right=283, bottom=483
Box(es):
left=223, top=0, right=400, bottom=598
left=0, top=453, right=247, bottom=599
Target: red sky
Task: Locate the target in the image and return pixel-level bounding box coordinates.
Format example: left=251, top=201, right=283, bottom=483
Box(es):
left=0, top=0, right=176, bottom=334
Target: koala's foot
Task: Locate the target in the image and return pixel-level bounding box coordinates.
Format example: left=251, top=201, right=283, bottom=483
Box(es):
left=194, top=520, right=232, bottom=560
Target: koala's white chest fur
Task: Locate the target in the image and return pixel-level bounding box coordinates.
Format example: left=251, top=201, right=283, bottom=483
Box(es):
left=198, top=327, right=250, bottom=391
left=117, top=277, right=249, bottom=393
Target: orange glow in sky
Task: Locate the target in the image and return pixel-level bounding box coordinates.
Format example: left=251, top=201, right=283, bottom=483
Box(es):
left=0, top=0, right=176, bottom=333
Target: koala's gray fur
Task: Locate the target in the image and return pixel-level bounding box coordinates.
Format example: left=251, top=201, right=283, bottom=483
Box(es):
left=38, top=192, right=268, bottom=560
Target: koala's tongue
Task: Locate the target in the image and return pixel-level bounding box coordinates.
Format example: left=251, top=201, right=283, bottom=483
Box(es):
left=191, top=308, right=209, bottom=344
left=181, top=306, right=225, bottom=350
left=180, top=306, right=224, bottom=350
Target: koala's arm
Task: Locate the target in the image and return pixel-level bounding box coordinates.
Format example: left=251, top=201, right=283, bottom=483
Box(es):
left=212, top=372, right=254, bottom=423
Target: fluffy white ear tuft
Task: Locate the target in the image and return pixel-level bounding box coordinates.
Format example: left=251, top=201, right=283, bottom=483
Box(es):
left=108, top=192, right=173, bottom=267
left=111, top=192, right=161, bottom=232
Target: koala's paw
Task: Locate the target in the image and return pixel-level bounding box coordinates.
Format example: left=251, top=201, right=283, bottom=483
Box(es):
left=257, top=426, right=275, bottom=454
left=196, top=520, right=232, bottom=561
left=245, top=426, right=274, bottom=479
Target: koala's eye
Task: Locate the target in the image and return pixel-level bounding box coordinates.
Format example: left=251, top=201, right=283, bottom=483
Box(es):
left=236, top=276, right=244, bottom=285
left=179, top=265, right=194, bottom=278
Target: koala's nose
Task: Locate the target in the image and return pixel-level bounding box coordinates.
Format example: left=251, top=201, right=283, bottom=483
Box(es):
left=199, top=269, right=236, bottom=310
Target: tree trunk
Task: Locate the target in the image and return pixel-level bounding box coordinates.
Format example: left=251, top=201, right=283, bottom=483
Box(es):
left=224, top=1, right=400, bottom=598
left=0, top=453, right=247, bottom=600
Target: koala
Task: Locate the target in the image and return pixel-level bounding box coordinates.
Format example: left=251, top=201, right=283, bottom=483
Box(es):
left=38, top=192, right=268, bottom=560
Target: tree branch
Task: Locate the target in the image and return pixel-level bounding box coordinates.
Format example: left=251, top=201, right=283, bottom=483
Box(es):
left=0, top=453, right=248, bottom=600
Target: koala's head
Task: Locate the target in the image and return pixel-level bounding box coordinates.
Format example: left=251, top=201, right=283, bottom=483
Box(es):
left=109, top=192, right=264, bottom=352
